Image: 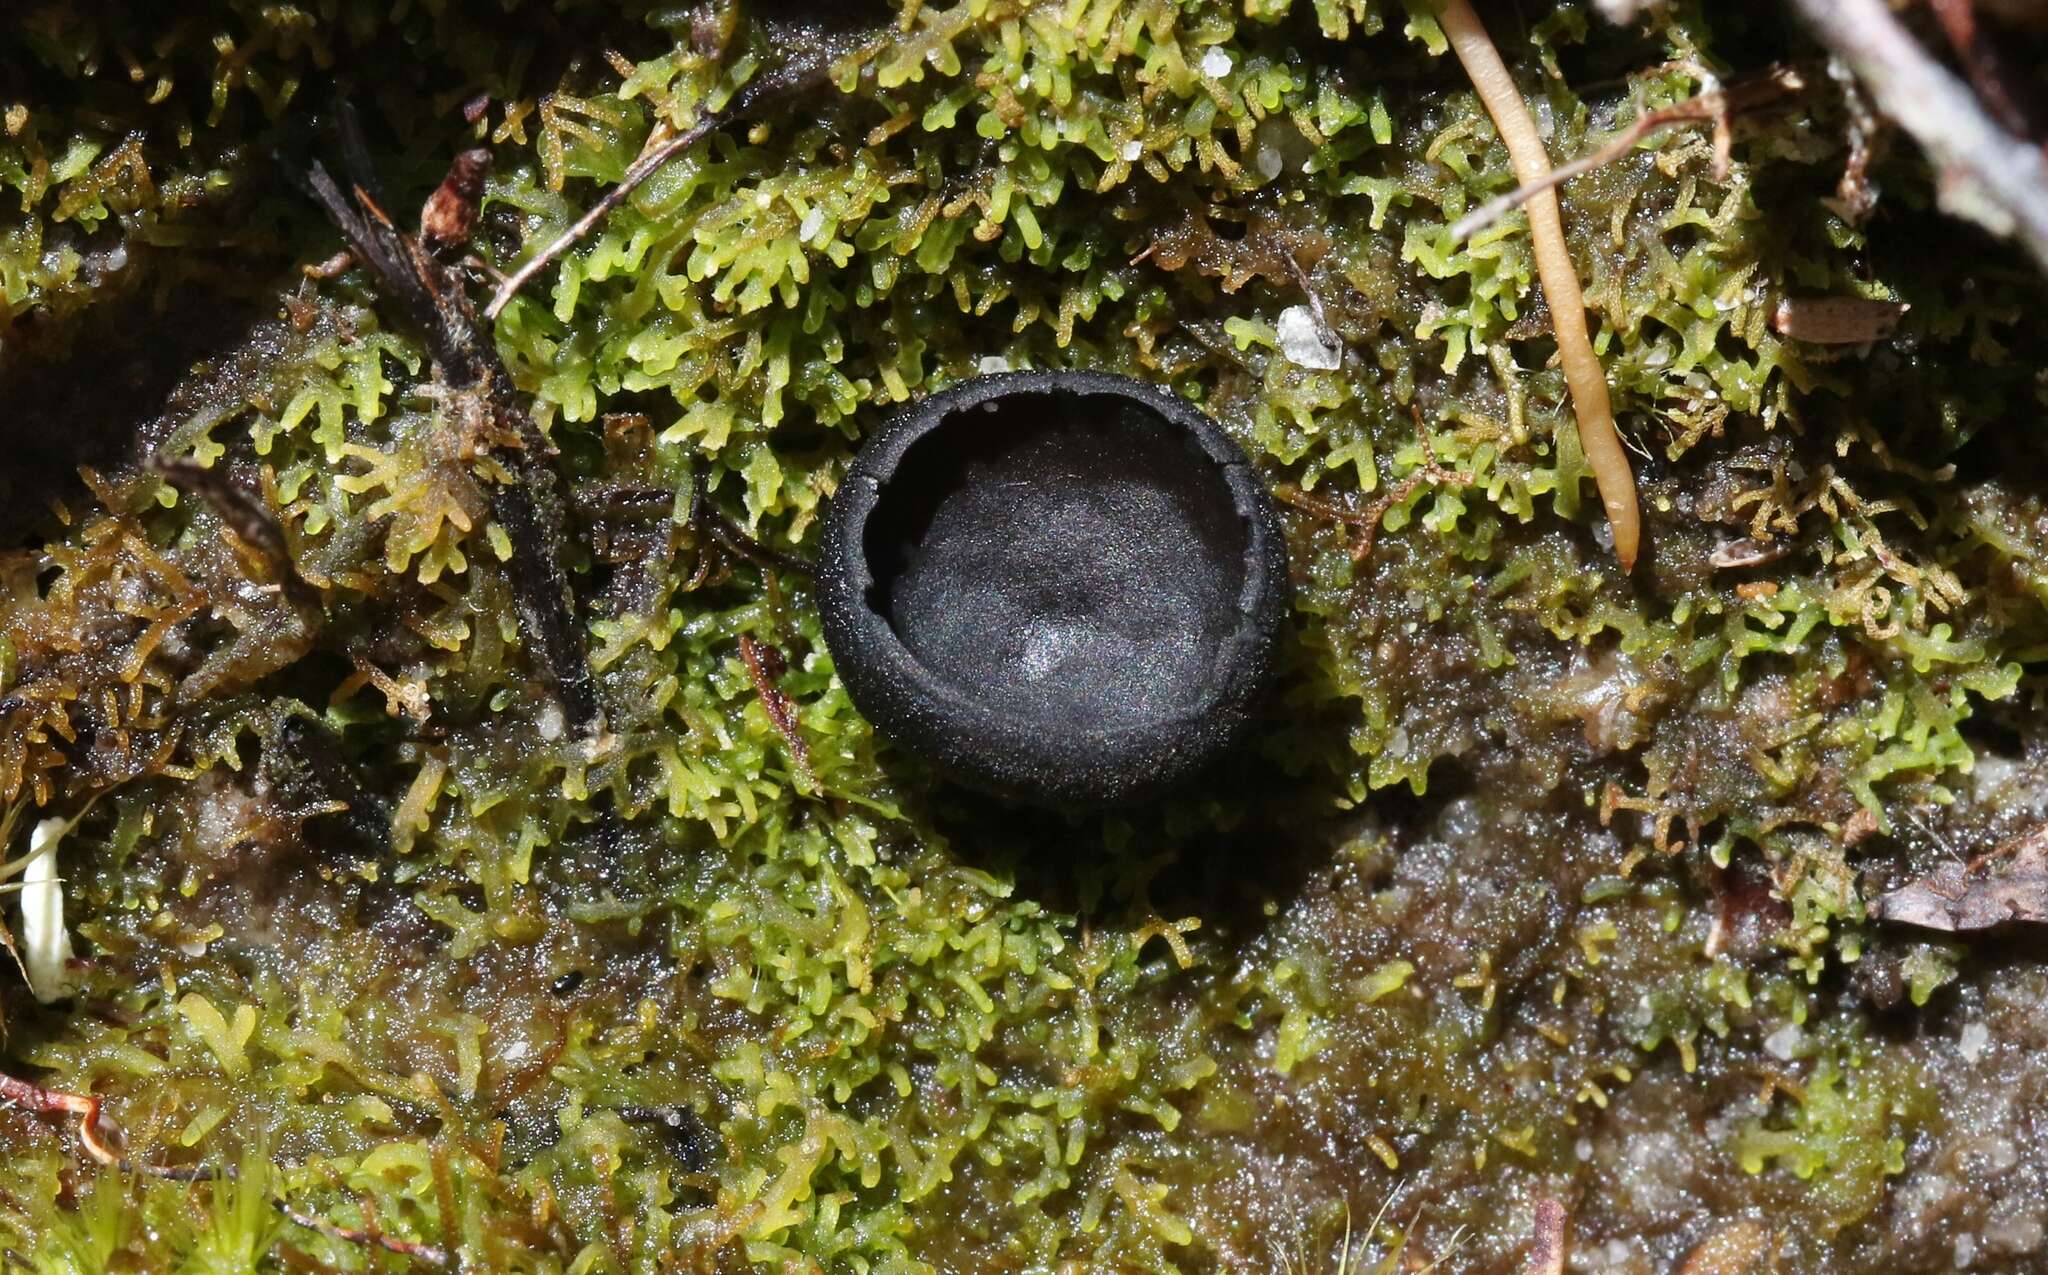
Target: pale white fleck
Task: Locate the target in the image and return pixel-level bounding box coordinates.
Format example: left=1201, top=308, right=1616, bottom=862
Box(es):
left=1021, top=626, right=1078, bottom=680
left=1256, top=140, right=1283, bottom=180
left=1956, top=1233, right=1979, bottom=1269
left=798, top=207, right=825, bottom=242
left=1575, top=1138, right=1594, bottom=1162
left=1200, top=47, right=1233, bottom=78
left=1016, top=73, right=1031, bottom=92
left=19, top=818, right=78, bottom=1003
left=1985, top=1215, right=2044, bottom=1254
left=1959, top=1020, right=1991, bottom=1063
left=1763, top=1022, right=1805, bottom=1061
left=537, top=703, right=566, bottom=742
left=977, top=355, right=1012, bottom=374
left=1277, top=305, right=1342, bottom=370
left=1122, top=139, right=1144, bottom=162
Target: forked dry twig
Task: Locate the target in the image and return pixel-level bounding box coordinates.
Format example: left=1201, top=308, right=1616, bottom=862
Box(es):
left=1450, top=66, right=1805, bottom=242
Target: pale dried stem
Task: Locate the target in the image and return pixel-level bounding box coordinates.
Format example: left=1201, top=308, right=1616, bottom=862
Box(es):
left=1438, top=0, right=1642, bottom=570
left=1790, top=0, right=2048, bottom=270
left=1450, top=67, right=1804, bottom=242
left=484, top=117, right=716, bottom=320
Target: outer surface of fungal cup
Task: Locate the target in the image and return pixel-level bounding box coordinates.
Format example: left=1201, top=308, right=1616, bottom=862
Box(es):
left=818, top=371, right=1290, bottom=807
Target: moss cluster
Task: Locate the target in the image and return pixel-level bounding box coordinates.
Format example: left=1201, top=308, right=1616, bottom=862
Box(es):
left=4, top=1, right=2048, bottom=1271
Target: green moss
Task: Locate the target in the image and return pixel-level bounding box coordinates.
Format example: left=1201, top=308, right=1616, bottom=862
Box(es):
left=4, top=0, right=2048, bottom=1270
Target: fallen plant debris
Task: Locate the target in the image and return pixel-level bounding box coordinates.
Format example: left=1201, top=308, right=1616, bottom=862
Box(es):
left=738, top=632, right=813, bottom=793
left=1449, top=65, right=1807, bottom=243
left=6, top=1, right=2048, bottom=1269
left=299, top=142, right=600, bottom=732
left=1439, top=0, right=1642, bottom=571
left=1769, top=295, right=1911, bottom=345
left=1877, top=825, right=2048, bottom=932
left=1791, top=0, right=2048, bottom=268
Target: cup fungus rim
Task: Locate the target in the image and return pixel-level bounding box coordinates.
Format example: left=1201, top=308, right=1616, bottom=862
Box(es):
left=818, top=369, right=1289, bottom=807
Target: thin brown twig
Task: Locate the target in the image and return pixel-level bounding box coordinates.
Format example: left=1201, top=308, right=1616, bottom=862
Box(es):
left=1275, top=415, right=1474, bottom=564
left=484, top=116, right=717, bottom=320
left=0, top=1070, right=215, bottom=1180
left=276, top=1198, right=452, bottom=1266
left=1528, top=1196, right=1569, bottom=1275
left=1351, top=453, right=1474, bottom=564
left=1450, top=66, right=1804, bottom=242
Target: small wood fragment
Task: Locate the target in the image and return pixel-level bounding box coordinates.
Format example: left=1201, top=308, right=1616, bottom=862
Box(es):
left=739, top=633, right=814, bottom=791
left=1528, top=1196, right=1569, bottom=1275
left=1877, top=824, right=2048, bottom=931
left=1770, top=296, right=1910, bottom=345
left=1676, top=1219, right=1773, bottom=1275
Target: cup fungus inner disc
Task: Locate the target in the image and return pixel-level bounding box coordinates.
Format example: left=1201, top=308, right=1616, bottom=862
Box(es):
left=820, top=371, right=1288, bottom=806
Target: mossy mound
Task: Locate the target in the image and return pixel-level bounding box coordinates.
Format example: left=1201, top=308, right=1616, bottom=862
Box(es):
left=4, top=2, right=2048, bottom=1271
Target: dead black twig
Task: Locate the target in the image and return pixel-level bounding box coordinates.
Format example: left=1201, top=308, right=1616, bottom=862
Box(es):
left=1791, top=0, right=2048, bottom=270
left=151, top=458, right=317, bottom=606
left=265, top=709, right=393, bottom=854
left=1450, top=65, right=1804, bottom=242
left=297, top=144, right=600, bottom=732
left=690, top=473, right=810, bottom=575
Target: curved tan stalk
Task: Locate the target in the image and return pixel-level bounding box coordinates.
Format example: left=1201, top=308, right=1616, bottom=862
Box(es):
left=1438, top=0, right=1642, bottom=570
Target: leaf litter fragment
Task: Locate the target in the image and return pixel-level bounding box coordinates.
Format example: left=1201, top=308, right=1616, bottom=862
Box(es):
left=1878, top=824, right=2048, bottom=931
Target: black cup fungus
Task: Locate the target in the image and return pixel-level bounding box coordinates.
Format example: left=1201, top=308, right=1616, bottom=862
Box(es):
left=818, top=370, right=1289, bottom=807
